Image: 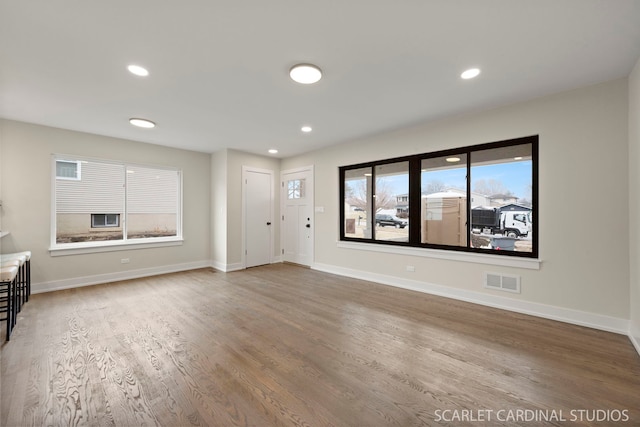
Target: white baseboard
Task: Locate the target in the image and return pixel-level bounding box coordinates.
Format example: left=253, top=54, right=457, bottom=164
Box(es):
left=211, top=260, right=244, bottom=272
left=32, top=260, right=212, bottom=294
left=211, top=258, right=283, bottom=272
left=630, top=325, right=640, bottom=356
left=312, top=262, right=629, bottom=335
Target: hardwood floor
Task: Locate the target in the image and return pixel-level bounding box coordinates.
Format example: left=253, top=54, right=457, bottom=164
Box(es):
left=1, top=264, right=639, bottom=426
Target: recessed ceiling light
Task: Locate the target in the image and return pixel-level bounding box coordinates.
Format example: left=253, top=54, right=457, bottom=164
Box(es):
left=514, top=156, right=523, bottom=160
left=301, top=126, right=312, bottom=133
left=268, top=149, right=278, bottom=154
left=446, top=157, right=461, bottom=163
left=129, top=118, right=155, bottom=128
left=461, top=68, right=481, bottom=80
left=289, top=64, right=322, bottom=84
left=127, top=65, right=149, bottom=77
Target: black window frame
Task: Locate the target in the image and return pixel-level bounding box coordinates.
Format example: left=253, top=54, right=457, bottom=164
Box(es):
left=339, top=135, right=539, bottom=259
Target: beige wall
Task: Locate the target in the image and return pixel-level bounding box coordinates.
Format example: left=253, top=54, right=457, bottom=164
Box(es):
left=0, top=119, right=211, bottom=286
left=210, top=149, right=228, bottom=268
left=226, top=149, right=280, bottom=267
left=630, top=57, right=640, bottom=348
left=210, top=148, right=281, bottom=269
left=283, top=78, right=630, bottom=321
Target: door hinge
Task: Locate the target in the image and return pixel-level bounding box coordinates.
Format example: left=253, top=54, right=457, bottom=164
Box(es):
left=282, top=249, right=284, bottom=255
left=282, top=215, right=284, bottom=221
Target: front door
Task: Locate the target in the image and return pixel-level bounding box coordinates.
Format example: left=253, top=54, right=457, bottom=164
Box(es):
left=281, top=167, right=314, bottom=267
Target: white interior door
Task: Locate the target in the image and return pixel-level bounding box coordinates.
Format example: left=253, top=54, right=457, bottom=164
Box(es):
left=281, top=167, right=314, bottom=266
left=244, top=167, right=273, bottom=268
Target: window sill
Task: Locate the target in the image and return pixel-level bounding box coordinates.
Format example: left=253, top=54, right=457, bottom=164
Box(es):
left=49, top=237, right=183, bottom=257
left=337, top=241, right=541, bottom=270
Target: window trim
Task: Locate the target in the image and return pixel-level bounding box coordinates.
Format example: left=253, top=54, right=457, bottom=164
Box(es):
left=50, top=154, right=183, bottom=254
left=339, top=135, right=539, bottom=259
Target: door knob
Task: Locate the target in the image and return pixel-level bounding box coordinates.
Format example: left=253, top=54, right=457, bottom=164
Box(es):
left=266, top=222, right=272, bottom=225
left=305, top=224, right=311, bottom=228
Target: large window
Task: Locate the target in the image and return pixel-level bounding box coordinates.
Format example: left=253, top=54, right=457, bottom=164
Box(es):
left=340, top=136, right=538, bottom=258
left=53, top=155, right=182, bottom=249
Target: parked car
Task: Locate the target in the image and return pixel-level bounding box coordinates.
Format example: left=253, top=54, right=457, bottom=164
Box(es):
left=375, top=214, right=408, bottom=228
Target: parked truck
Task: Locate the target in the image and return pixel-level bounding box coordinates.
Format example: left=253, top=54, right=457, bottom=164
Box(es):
left=471, top=207, right=532, bottom=238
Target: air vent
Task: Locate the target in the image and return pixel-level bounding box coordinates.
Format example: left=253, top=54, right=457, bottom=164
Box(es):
left=484, top=272, right=521, bottom=294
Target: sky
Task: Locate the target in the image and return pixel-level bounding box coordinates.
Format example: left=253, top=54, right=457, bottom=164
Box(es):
left=379, top=160, right=533, bottom=200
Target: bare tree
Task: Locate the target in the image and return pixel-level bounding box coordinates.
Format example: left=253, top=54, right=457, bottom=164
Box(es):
left=372, top=178, right=396, bottom=212
left=345, top=179, right=367, bottom=212
left=423, top=179, right=446, bottom=195
left=473, top=178, right=513, bottom=196
left=346, top=177, right=397, bottom=213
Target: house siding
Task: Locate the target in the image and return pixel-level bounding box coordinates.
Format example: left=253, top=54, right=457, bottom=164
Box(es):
left=55, top=159, right=180, bottom=240
left=127, top=166, right=179, bottom=214
left=56, top=160, right=124, bottom=214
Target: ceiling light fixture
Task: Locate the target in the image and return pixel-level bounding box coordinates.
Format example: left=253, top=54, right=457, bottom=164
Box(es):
left=268, top=149, right=279, bottom=154
left=127, top=64, right=149, bottom=77
left=301, top=126, right=312, bottom=133
left=514, top=156, right=523, bottom=160
left=289, top=64, right=322, bottom=84
left=461, top=68, right=481, bottom=80
left=446, top=157, right=461, bottom=163
left=129, top=118, right=155, bottom=128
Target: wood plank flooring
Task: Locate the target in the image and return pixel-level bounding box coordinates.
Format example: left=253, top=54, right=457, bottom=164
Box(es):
left=1, top=264, right=639, bottom=426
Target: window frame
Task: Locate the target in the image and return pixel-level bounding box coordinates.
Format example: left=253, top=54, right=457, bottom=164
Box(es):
left=339, top=135, right=538, bottom=259
left=50, top=154, right=183, bottom=256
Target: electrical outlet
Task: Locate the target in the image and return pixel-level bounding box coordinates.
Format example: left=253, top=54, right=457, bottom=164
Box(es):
left=121, top=258, right=130, bottom=264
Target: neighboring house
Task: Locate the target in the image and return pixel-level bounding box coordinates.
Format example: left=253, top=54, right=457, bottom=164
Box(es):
left=500, top=203, right=532, bottom=212
left=467, top=191, right=490, bottom=208
left=395, top=194, right=408, bottom=217
left=488, top=193, right=519, bottom=206
left=394, top=189, right=491, bottom=215
left=55, top=159, right=178, bottom=241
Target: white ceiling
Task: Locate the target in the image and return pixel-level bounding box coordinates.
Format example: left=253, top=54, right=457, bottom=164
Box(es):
left=2, top=1, right=640, bottom=157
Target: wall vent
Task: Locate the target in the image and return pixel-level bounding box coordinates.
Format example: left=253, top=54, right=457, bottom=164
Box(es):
left=484, top=272, right=521, bottom=294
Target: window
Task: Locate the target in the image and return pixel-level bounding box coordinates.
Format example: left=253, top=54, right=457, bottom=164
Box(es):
left=56, top=160, right=81, bottom=180
left=287, top=179, right=305, bottom=199
left=339, top=136, right=538, bottom=258
left=53, top=155, right=182, bottom=249
left=91, top=214, right=120, bottom=228
left=344, top=167, right=372, bottom=238
left=374, top=162, right=408, bottom=242
left=421, top=154, right=468, bottom=247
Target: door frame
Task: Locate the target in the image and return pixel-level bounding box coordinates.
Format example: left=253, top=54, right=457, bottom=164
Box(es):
left=280, top=165, right=314, bottom=267
left=242, top=166, right=275, bottom=269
